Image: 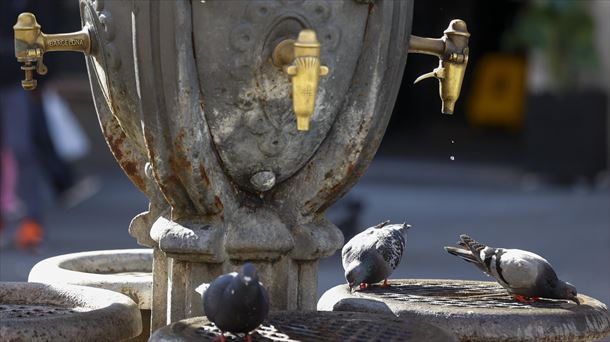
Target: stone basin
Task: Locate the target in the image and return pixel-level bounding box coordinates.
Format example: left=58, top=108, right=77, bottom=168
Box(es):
left=149, top=311, right=457, bottom=341
left=318, top=279, right=610, bottom=342
left=0, top=282, right=141, bottom=341
left=28, top=249, right=153, bottom=309
left=28, top=249, right=153, bottom=341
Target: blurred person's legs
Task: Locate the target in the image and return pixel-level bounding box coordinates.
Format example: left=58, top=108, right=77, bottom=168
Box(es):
left=30, top=90, right=77, bottom=196
left=0, top=85, right=44, bottom=249
left=1, top=148, right=20, bottom=217
left=32, top=87, right=99, bottom=208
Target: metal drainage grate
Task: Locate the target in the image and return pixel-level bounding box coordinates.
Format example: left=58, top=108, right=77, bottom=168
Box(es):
left=362, top=280, right=572, bottom=309
left=0, top=304, right=81, bottom=319
left=189, top=311, right=416, bottom=341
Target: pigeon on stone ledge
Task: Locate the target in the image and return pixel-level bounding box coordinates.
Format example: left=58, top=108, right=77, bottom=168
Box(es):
left=444, top=234, right=580, bottom=304
left=342, top=220, right=410, bottom=291
left=197, top=263, right=270, bottom=342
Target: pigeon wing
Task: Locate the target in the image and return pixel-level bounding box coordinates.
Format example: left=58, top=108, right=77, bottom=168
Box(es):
left=342, top=227, right=377, bottom=270
left=496, top=249, right=552, bottom=295
left=203, top=273, right=235, bottom=321
left=376, top=227, right=405, bottom=271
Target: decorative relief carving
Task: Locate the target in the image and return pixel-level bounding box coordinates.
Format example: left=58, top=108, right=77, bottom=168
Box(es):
left=258, top=131, right=286, bottom=157
left=229, top=24, right=255, bottom=52
left=84, top=0, right=120, bottom=73
left=319, top=25, right=340, bottom=51
left=92, top=0, right=104, bottom=11
left=223, top=0, right=341, bottom=164
left=280, top=0, right=305, bottom=5
left=304, top=1, right=331, bottom=22
left=245, top=110, right=272, bottom=135
left=98, top=12, right=115, bottom=41
left=246, top=1, right=278, bottom=22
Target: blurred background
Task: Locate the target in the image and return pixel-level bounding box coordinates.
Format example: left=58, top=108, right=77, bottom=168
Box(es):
left=1, top=0, right=609, bottom=310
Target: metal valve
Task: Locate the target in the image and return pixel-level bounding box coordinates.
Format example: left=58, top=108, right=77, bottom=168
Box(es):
left=272, top=29, right=329, bottom=131
left=14, top=12, right=91, bottom=90
left=408, top=19, right=470, bottom=114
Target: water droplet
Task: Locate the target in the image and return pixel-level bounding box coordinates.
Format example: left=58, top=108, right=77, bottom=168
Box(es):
left=451, top=140, right=455, bottom=144
left=450, top=156, right=455, bottom=161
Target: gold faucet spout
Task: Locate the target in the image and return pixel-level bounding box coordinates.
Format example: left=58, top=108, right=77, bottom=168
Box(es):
left=14, top=12, right=91, bottom=90
left=272, top=29, right=329, bottom=131
left=408, top=19, right=470, bottom=114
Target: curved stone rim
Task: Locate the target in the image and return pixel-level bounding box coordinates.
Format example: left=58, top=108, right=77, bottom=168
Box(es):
left=28, top=249, right=153, bottom=309
left=0, top=282, right=142, bottom=342
left=318, top=279, right=610, bottom=342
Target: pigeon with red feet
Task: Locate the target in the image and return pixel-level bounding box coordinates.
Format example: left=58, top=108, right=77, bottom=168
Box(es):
left=444, top=234, right=580, bottom=304
left=198, top=263, right=269, bottom=342
left=342, top=220, right=410, bottom=291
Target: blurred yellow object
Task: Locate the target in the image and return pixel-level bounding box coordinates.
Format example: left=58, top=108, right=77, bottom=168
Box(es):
left=466, top=54, right=526, bottom=130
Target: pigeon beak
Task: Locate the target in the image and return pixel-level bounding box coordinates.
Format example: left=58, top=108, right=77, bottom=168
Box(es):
left=348, top=283, right=354, bottom=293
left=572, top=296, right=581, bottom=305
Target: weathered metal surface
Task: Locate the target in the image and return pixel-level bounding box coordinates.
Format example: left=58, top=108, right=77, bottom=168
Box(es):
left=192, top=1, right=368, bottom=189
left=82, top=0, right=168, bottom=248
left=80, top=0, right=413, bottom=321
left=149, top=311, right=457, bottom=342
left=318, top=279, right=610, bottom=342
left=0, top=282, right=141, bottom=342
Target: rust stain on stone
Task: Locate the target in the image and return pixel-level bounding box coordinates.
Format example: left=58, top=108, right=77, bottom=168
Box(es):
left=122, top=161, right=146, bottom=190
left=305, top=161, right=358, bottom=214
left=106, top=131, right=126, bottom=161
left=104, top=130, right=148, bottom=191
left=346, top=163, right=355, bottom=176
left=164, top=175, right=182, bottom=188
left=170, top=128, right=193, bottom=172
left=199, top=164, right=211, bottom=187
left=214, top=196, right=224, bottom=211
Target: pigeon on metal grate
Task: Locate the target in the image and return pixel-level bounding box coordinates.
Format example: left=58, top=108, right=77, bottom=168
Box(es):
left=196, top=263, right=270, bottom=342
left=342, top=220, right=410, bottom=291
left=444, top=234, right=580, bottom=304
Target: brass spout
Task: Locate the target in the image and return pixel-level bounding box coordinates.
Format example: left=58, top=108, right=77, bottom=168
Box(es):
left=272, top=29, right=329, bottom=131
left=14, top=12, right=91, bottom=90
left=409, top=19, right=470, bottom=114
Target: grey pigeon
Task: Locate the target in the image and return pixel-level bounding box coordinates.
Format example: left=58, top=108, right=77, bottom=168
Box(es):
left=444, top=234, right=579, bottom=304
left=342, top=220, right=410, bottom=290
left=199, top=263, right=269, bottom=341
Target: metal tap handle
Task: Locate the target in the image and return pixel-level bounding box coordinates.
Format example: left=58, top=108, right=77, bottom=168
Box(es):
left=14, top=12, right=92, bottom=90
left=272, top=29, right=329, bottom=131
left=409, top=19, right=470, bottom=114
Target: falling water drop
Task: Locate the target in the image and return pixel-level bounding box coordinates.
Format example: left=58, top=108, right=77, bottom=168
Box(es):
left=451, top=140, right=455, bottom=144
left=450, top=156, right=455, bottom=161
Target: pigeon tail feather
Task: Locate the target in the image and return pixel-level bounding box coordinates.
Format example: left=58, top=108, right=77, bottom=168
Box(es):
left=460, top=234, right=488, bottom=256
left=374, top=220, right=391, bottom=228
left=444, top=246, right=479, bottom=264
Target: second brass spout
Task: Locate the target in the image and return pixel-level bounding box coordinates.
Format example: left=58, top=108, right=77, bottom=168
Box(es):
left=272, top=30, right=329, bottom=131
left=409, top=19, right=470, bottom=114
left=14, top=12, right=91, bottom=90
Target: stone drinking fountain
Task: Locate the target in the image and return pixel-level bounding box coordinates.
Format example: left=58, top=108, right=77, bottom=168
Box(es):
left=4, top=0, right=610, bottom=341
